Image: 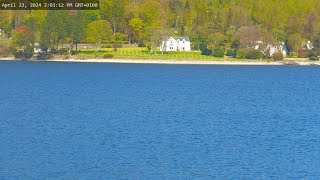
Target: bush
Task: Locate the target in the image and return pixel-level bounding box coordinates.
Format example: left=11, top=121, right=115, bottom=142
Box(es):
left=309, top=56, right=319, bottom=61
left=71, top=50, right=79, bottom=55
left=49, top=49, right=59, bottom=54
left=103, top=54, right=114, bottom=59
left=63, top=55, right=70, bottom=60
left=59, top=48, right=68, bottom=54
left=103, top=41, right=129, bottom=44
left=288, top=52, right=298, bottom=58
left=138, top=42, right=145, bottom=47
left=231, top=39, right=240, bottom=50
left=199, top=43, right=207, bottom=51
left=226, top=49, right=236, bottom=57
left=0, top=41, right=10, bottom=57
left=297, top=48, right=309, bottom=58
left=309, top=50, right=319, bottom=61
left=115, top=33, right=126, bottom=41
left=36, top=52, right=54, bottom=60
left=213, top=48, right=225, bottom=57
left=236, top=49, right=248, bottom=59
left=245, top=49, right=263, bottom=60
left=113, top=44, right=122, bottom=48
left=14, top=46, right=33, bottom=60
left=201, top=47, right=213, bottom=55
left=101, top=45, right=112, bottom=48
left=14, top=51, right=33, bottom=59
left=272, top=52, right=284, bottom=61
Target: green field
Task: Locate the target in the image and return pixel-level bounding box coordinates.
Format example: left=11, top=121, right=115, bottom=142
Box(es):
left=76, top=47, right=237, bottom=61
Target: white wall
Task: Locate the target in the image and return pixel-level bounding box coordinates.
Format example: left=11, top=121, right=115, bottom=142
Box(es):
left=160, top=37, right=191, bottom=52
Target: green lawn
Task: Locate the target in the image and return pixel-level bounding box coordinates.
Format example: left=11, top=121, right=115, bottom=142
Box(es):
left=73, top=47, right=276, bottom=62
left=75, top=47, right=238, bottom=61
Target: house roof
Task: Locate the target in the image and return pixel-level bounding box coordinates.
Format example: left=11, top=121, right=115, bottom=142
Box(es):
left=162, top=36, right=190, bottom=41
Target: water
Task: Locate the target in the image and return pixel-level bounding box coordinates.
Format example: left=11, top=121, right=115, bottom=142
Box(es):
left=1, top=61, right=320, bottom=179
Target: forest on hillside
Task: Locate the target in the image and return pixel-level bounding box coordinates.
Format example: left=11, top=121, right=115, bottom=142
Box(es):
left=0, top=0, right=320, bottom=59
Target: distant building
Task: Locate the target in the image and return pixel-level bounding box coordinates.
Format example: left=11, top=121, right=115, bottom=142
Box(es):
left=254, top=41, right=287, bottom=57
left=33, top=43, right=43, bottom=53
left=160, top=37, right=191, bottom=52
left=267, top=42, right=287, bottom=57
left=302, top=40, right=314, bottom=50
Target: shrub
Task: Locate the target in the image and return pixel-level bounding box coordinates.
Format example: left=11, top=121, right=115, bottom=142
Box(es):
left=199, top=43, right=207, bottom=51
left=236, top=49, right=248, bottom=59
left=297, top=48, right=309, bottom=58
left=245, top=49, right=263, bottom=60
left=113, top=44, right=122, bottom=48
left=101, top=45, right=112, bottom=48
left=288, top=52, right=298, bottom=58
left=309, top=56, right=319, bottom=61
left=103, top=41, right=129, bottom=44
left=103, top=54, right=114, bottom=59
left=146, top=45, right=152, bottom=51
left=14, top=46, right=33, bottom=60
left=231, top=39, right=240, bottom=50
left=226, top=49, right=236, bottom=57
left=36, top=52, right=54, bottom=60
left=308, top=50, right=319, bottom=61
left=0, top=41, right=10, bottom=57
left=49, top=49, right=59, bottom=54
left=115, top=33, right=126, bottom=41
left=272, top=52, right=284, bottom=61
left=213, top=48, right=225, bottom=57
left=71, top=50, right=78, bottom=55
left=14, top=51, right=33, bottom=59
left=59, top=48, right=68, bottom=54
left=201, top=47, right=213, bottom=55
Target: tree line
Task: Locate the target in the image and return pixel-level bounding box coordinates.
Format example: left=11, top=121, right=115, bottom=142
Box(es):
left=0, top=0, right=320, bottom=58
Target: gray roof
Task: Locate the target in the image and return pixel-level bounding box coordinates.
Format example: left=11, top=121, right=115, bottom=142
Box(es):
left=162, top=36, right=190, bottom=41
left=176, top=37, right=190, bottom=41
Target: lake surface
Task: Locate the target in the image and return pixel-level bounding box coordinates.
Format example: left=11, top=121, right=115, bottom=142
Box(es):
left=1, top=61, right=320, bottom=179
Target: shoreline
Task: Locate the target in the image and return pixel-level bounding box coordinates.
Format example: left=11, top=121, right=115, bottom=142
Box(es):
left=1, top=57, right=319, bottom=66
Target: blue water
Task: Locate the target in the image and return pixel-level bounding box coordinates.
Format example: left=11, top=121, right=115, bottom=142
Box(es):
left=1, top=61, right=320, bottom=179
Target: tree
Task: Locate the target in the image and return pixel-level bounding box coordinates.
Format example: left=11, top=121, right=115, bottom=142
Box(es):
left=129, top=17, right=144, bottom=43
left=41, top=11, right=69, bottom=50
left=260, top=31, right=278, bottom=57
left=237, top=26, right=262, bottom=49
left=272, top=25, right=287, bottom=42
left=207, top=32, right=227, bottom=51
left=100, top=0, right=126, bottom=34
left=9, top=26, right=34, bottom=59
left=65, top=11, right=91, bottom=55
left=85, top=20, right=112, bottom=52
left=312, top=22, right=320, bottom=55
left=303, top=11, right=318, bottom=38
left=287, top=33, right=303, bottom=54
left=146, top=23, right=171, bottom=53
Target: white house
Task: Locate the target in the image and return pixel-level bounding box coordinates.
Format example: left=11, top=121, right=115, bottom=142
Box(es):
left=267, top=42, right=287, bottom=57
left=33, top=43, right=43, bottom=53
left=254, top=41, right=287, bottom=57
left=160, top=37, right=191, bottom=52
left=0, top=29, right=3, bottom=38
left=302, top=40, right=314, bottom=50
